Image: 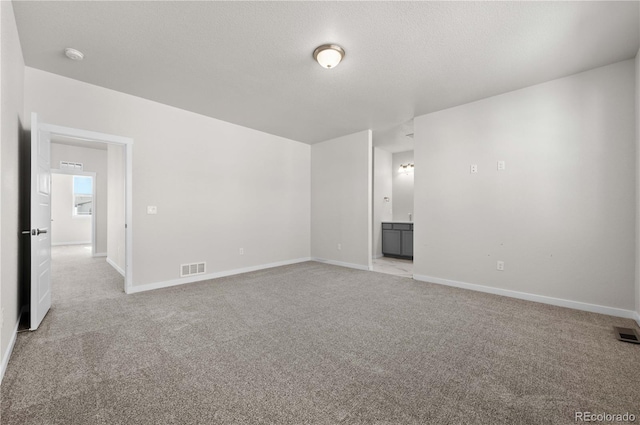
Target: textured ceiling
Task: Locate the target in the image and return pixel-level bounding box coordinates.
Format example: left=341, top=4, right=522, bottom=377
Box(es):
left=13, top=1, right=640, bottom=148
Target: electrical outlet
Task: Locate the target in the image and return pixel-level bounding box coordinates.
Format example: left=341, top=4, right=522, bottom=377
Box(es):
left=239, top=248, right=244, bottom=255
left=470, top=164, right=478, bottom=174
left=146, top=206, right=158, bottom=215
left=496, top=261, right=504, bottom=271
left=337, top=243, right=342, bottom=251
left=497, top=160, right=506, bottom=171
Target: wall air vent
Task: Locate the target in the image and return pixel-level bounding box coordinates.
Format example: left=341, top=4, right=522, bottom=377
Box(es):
left=180, top=262, right=206, bottom=277
left=60, top=161, right=83, bottom=170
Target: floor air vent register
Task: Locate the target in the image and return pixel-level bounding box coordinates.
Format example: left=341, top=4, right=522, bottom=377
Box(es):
left=613, top=327, right=640, bottom=344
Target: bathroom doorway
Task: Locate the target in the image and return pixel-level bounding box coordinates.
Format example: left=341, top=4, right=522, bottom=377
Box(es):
left=371, top=120, right=414, bottom=278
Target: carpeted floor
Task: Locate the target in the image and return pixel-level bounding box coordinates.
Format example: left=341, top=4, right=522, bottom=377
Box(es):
left=1, top=245, right=639, bottom=424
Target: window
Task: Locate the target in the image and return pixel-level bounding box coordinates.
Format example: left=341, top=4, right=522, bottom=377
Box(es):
left=73, top=176, right=93, bottom=216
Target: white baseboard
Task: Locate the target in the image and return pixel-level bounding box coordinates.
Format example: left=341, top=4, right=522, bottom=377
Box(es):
left=127, top=257, right=312, bottom=294
left=373, top=254, right=384, bottom=259
left=311, top=257, right=372, bottom=271
left=52, top=241, right=91, bottom=246
left=106, top=257, right=125, bottom=277
left=92, top=252, right=107, bottom=258
left=634, top=311, right=640, bottom=328
left=1, top=308, right=22, bottom=384
left=413, top=274, right=636, bottom=320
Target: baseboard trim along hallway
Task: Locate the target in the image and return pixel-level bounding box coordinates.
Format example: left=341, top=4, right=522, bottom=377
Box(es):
left=413, top=274, right=636, bottom=320
left=51, top=241, right=91, bottom=246
left=106, top=257, right=125, bottom=277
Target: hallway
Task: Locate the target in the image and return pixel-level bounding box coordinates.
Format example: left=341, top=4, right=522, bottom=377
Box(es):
left=51, top=245, right=124, bottom=306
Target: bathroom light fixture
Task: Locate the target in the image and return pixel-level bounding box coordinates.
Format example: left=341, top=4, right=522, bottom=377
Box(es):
left=313, top=44, right=345, bottom=69
left=64, top=48, right=84, bottom=61
left=398, top=163, right=414, bottom=174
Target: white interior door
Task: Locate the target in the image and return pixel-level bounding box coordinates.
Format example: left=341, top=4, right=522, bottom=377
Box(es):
left=30, top=113, right=52, bottom=330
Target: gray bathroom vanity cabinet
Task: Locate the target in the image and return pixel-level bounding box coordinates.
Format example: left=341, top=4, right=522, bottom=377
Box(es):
left=381, top=222, right=413, bottom=259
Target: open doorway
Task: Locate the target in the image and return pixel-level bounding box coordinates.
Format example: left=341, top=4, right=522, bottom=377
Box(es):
left=51, top=138, right=104, bottom=256
left=24, top=114, right=133, bottom=331
left=50, top=135, right=127, bottom=284
left=49, top=137, right=125, bottom=302
left=371, top=120, right=414, bottom=278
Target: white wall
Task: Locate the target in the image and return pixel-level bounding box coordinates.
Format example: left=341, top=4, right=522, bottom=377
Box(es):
left=392, top=150, right=414, bottom=222
left=107, top=144, right=125, bottom=274
left=24, top=67, right=311, bottom=288
left=414, top=59, right=636, bottom=312
left=311, top=130, right=372, bottom=270
left=0, top=0, right=25, bottom=378
left=51, top=173, right=91, bottom=245
left=51, top=143, right=108, bottom=253
left=373, top=148, right=392, bottom=258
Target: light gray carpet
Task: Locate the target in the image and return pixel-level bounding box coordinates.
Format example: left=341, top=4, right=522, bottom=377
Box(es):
left=1, top=245, right=639, bottom=424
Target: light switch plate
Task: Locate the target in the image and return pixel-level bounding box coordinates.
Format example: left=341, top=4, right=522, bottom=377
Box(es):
left=147, top=206, right=158, bottom=215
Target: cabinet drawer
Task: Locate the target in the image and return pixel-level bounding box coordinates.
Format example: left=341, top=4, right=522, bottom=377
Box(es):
left=393, top=223, right=412, bottom=231
left=382, top=223, right=393, bottom=230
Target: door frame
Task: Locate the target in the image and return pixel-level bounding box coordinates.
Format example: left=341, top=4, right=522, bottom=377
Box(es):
left=39, top=120, right=134, bottom=292
left=51, top=169, right=97, bottom=254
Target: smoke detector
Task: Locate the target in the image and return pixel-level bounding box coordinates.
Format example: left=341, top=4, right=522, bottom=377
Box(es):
left=64, top=48, right=84, bottom=61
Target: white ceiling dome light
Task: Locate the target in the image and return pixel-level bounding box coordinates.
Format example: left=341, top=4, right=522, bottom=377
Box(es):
left=64, top=47, right=84, bottom=61
left=313, top=44, right=345, bottom=69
